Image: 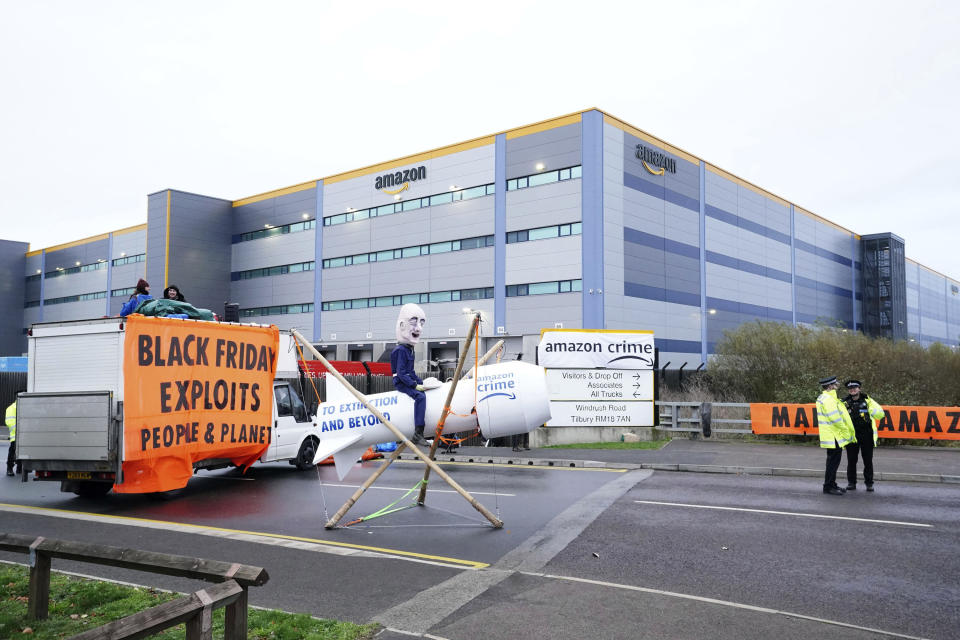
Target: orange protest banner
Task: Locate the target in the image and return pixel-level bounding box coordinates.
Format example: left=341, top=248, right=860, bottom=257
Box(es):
left=750, top=403, right=960, bottom=441
left=118, top=315, right=279, bottom=493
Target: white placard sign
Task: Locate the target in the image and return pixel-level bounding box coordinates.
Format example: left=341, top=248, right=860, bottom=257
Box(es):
left=537, top=330, right=655, bottom=369
left=538, top=329, right=655, bottom=428
left=546, top=401, right=654, bottom=427
left=546, top=369, right=654, bottom=401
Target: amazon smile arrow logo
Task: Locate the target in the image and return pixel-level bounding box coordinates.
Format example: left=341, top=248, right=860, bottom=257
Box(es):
left=636, top=144, right=676, bottom=176
left=375, top=165, right=427, bottom=194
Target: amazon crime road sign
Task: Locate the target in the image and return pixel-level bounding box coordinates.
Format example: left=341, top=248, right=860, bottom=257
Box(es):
left=537, top=329, right=655, bottom=427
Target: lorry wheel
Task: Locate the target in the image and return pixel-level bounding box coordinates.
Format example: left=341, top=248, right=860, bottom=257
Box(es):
left=296, top=437, right=319, bottom=470
left=73, top=482, right=112, bottom=498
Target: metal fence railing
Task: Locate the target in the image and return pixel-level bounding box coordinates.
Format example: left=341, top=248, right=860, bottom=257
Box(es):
left=657, top=402, right=753, bottom=436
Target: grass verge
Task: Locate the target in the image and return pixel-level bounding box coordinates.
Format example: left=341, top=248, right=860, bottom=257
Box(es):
left=0, top=564, right=378, bottom=640
left=544, top=439, right=670, bottom=450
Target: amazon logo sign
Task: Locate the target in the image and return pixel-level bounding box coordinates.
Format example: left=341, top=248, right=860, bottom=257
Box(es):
left=635, top=144, right=676, bottom=176
left=374, top=165, right=427, bottom=195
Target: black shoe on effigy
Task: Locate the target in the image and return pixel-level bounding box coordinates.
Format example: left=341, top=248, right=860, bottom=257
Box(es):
left=866, top=485, right=875, bottom=492
left=823, top=486, right=845, bottom=495
left=410, top=434, right=429, bottom=446
left=846, top=484, right=857, bottom=491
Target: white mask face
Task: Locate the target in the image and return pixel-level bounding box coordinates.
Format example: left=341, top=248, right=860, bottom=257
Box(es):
left=396, top=303, right=426, bottom=345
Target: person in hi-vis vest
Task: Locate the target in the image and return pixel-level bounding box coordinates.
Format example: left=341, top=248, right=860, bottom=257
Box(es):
left=5, top=393, right=21, bottom=477
left=815, top=376, right=856, bottom=495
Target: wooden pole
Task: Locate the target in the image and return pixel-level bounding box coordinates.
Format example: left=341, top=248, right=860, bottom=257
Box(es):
left=290, top=329, right=503, bottom=528
left=324, top=443, right=407, bottom=528
left=467, top=339, right=504, bottom=375
left=416, top=313, right=481, bottom=506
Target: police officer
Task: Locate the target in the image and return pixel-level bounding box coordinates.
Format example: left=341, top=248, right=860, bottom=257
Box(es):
left=816, top=376, right=855, bottom=495
left=843, top=380, right=885, bottom=492
left=5, top=393, right=21, bottom=477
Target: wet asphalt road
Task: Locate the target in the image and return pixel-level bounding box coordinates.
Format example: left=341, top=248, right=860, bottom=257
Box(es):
left=2, top=454, right=959, bottom=639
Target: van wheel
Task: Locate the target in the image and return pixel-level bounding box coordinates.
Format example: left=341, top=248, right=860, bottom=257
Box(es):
left=296, top=437, right=319, bottom=470
left=73, top=482, right=112, bottom=498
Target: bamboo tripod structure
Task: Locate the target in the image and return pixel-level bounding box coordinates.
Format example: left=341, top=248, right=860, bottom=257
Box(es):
left=289, top=323, right=505, bottom=529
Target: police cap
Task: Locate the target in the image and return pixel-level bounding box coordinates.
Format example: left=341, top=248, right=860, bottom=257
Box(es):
left=845, top=380, right=862, bottom=388
left=818, top=376, right=838, bottom=386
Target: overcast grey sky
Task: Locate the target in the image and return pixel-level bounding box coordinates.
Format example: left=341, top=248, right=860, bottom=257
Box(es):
left=2, top=1, right=958, bottom=277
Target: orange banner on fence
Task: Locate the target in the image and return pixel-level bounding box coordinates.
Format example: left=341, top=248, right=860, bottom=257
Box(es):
left=750, top=403, right=960, bottom=440
left=118, top=315, right=279, bottom=493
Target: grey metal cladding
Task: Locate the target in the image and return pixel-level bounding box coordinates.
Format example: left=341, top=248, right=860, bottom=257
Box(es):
left=146, top=192, right=168, bottom=287
left=112, top=229, right=147, bottom=259
left=427, top=198, right=494, bottom=241
left=323, top=218, right=371, bottom=256
left=505, top=180, right=581, bottom=232
left=506, top=123, right=581, bottom=180
left=110, top=263, right=146, bottom=288
left=505, top=237, right=580, bottom=284
left=506, top=292, right=581, bottom=335
left=42, top=239, right=110, bottom=273
left=0, top=239, right=29, bottom=353
left=43, top=269, right=107, bottom=299
left=232, top=187, right=317, bottom=234
left=232, top=232, right=314, bottom=271
left=429, top=248, right=494, bottom=291
left=167, top=191, right=233, bottom=313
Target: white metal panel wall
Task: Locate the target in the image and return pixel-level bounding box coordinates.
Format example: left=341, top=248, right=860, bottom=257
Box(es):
left=29, top=330, right=125, bottom=398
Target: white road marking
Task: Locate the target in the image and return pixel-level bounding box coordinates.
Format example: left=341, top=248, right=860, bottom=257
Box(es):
left=521, top=571, right=932, bottom=640
left=633, top=500, right=932, bottom=528
left=324, top=482, right=514, bottom=497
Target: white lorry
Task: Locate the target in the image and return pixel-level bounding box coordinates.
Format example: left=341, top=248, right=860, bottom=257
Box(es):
left=15, top=317, right=324, bottom=497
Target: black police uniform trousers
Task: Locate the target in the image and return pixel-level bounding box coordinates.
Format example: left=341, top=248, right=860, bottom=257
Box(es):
left=824, top=440, right=843, bottom=489
left=6, top=439, right=16, bottom=474
left=846, top=427, right=875, bottom=486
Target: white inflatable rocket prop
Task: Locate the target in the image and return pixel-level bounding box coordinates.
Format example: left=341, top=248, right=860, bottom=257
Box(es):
left=312, top=360, right=551, bottom=480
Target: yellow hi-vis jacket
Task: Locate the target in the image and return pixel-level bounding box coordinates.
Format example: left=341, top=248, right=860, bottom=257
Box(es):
left=4, top=401, right=15, bottom=441
left=816, top=389, right=855, bottom=448
left=848, top=396, right=886, bottom=445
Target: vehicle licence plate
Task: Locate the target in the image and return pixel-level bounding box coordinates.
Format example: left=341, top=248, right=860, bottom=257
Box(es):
left=67, top=471, right=92, bottom=480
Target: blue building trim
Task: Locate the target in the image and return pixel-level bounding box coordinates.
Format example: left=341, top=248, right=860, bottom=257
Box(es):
left=706, top=204, right=791, bottom=246
left=312, top=180, right=323, bottom=341
left=623, top=172, right=700, bottom=212
left=38, top=249, right=45, bottom=322
left=790, top=204, right=797, bottom=326
left=494, top=133, right=506, bottom=333
left=794, top=238, right=853, bottom=267
left=625, top=282, right=700, bottom=307
left=624, top=228, right=699, bottom=259
left=580, top=110, right=604, bottom=329
left=850, top=233, right=857, bottom=331
left=105, top=232, right=114, bottom=316
left=699, top=161, right=707, bottom=364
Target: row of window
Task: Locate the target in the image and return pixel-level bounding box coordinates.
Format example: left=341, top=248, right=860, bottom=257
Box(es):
left=506, top=279, right=582, bottom=296
left=239, top=303, right=315, bottom=318
left=232, top=261, right=315, bottom=281
left=234, top=219, right=316, bottom=244
left=38, top=291, right=108, bottom=306
left=506, top=222, right=581, bottom=244
left=321, top=287, right=495, bottom=311
left=112, top=287, right=136, bottom=297
left=113, top=253, right=145, bottom=266
left=25, top=254, right=146, bottom=283
left=322, top=235, right=495, bottom=269
left=323, top=183, right=496, bottom=227
left=507, top=165, right=581, bottom=191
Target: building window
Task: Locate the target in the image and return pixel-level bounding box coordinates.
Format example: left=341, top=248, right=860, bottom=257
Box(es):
left=112, top=253, right=145, bottom=266
left=234, top=219, right=316, bottom=244
left=506, top=222, right=582, bottom=244
left=44, top=291, right=107, bottom=305
left=45, top=260, right=108, bottom=278
left=321, top=287, right=494, bottom=311
left=25, top=300, right=41, bottom=308
left=323, top=183, right=495, bottom=227
left=506, top=279, right=582, bottom=297
left=239, top=303, right=315, bottom=318
left=506, top=165, right=581, bottom=191
left=111, top=287, right=136, bottom=297
left=322, top=235, right=494, bottom=269
left=232, top=261, right=315, bottom=281
left=25, top=274, right=40, bottom=283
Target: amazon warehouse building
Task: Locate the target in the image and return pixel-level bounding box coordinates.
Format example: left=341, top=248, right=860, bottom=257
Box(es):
left=2, top=109, right=959, bottom=370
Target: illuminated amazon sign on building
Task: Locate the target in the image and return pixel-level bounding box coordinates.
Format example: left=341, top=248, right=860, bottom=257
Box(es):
left=635, top=144, right=676, bottom=176
left=374, top=165, right=427, bottom=194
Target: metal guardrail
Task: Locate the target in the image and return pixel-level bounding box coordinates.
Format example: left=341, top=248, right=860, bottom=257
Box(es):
left=657, top=401, right=753, bottom=435
left=0, top=533, right=268, bottom=639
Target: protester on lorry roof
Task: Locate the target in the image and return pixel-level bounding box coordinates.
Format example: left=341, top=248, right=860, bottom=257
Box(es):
left=163, top=284, right=186, bottom=301
left=119, top=279, right=153, bottom=317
